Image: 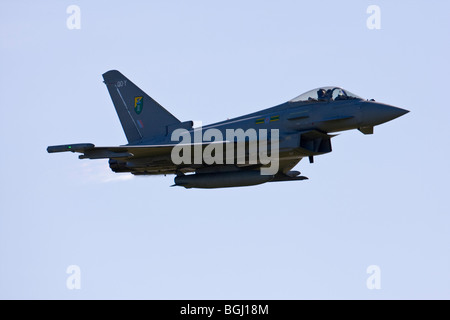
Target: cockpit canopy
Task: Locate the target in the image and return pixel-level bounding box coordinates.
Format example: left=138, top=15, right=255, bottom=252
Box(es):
left=289, top=87, right=362, bottom=103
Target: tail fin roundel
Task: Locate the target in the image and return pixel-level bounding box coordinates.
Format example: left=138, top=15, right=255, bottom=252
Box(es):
left=102, top=70, right=181, bottom=143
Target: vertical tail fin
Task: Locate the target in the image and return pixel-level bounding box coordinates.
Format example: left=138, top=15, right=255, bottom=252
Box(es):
left=102, top=70, right=181, bottom=143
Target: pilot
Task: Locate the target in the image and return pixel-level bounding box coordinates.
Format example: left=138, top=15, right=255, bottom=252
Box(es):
left=335, top=91, right=346, bottom=100
left=317, top=89, right=326, bottom=100
left=325, top=89, right=333, bottom=100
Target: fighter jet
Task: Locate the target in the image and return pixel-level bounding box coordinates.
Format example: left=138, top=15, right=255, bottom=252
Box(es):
left=47, top=70, right=408, bottom=189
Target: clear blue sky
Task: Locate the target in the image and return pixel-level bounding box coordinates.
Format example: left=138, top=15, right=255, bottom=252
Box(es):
left=0, top=0, right=449, bottom=299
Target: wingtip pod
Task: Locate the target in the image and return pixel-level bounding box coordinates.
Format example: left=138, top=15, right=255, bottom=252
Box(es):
left=47, top=143, right=95, bottom=153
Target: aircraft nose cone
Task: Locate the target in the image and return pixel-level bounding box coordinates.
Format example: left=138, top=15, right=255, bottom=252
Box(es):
left=362, top=102, right=409, bottom=126
left=388, top=106, right=409, bottom=119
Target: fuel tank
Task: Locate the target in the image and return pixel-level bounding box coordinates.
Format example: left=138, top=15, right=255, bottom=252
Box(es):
left=174, top=171, right=274, bottom=189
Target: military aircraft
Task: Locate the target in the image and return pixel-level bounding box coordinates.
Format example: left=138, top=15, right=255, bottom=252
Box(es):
left=47, top=70, right=408, bottom=189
